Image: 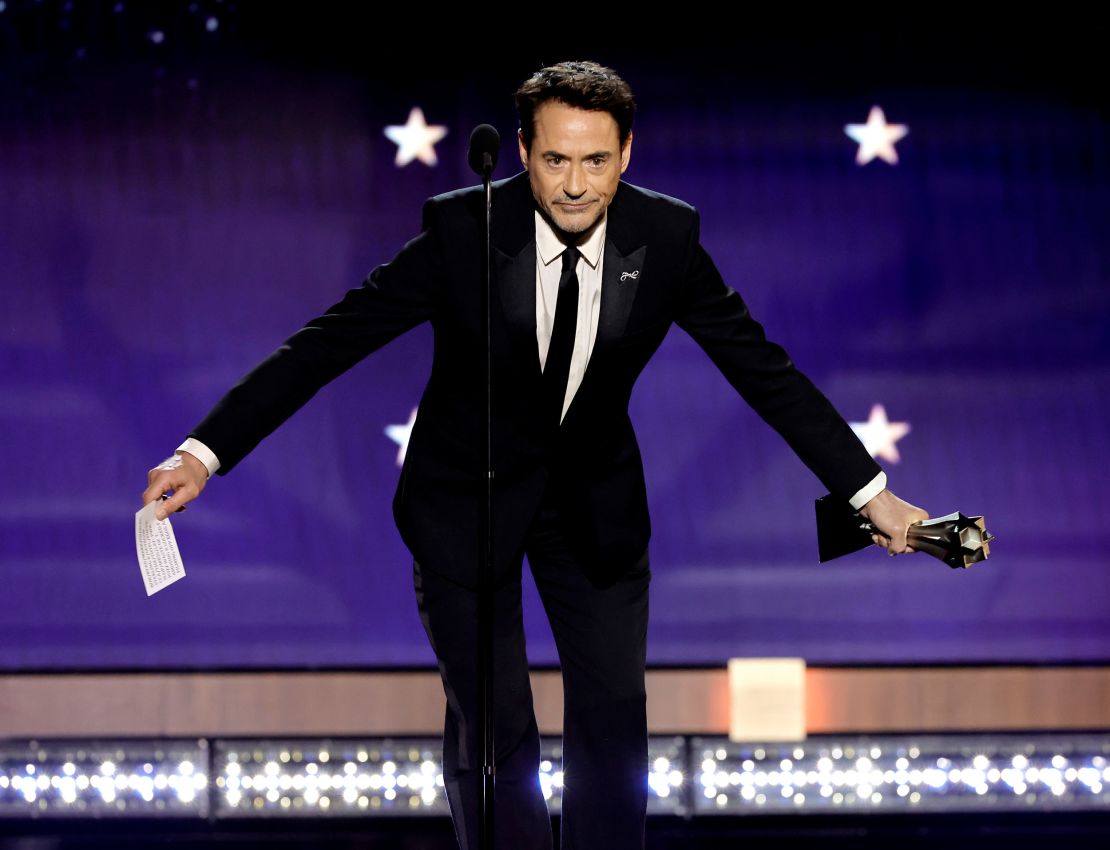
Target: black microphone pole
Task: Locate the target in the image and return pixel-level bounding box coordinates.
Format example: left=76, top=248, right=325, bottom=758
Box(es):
left=467, top=123, right=500, bottom=850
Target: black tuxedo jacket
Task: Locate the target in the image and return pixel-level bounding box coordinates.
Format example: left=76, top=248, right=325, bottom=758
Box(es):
left=191, top=171, right=880, bottom=587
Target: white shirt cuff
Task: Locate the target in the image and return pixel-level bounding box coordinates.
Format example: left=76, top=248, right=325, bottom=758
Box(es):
left=177, top=438, right=220, bottom=478
left=848, top=470, right=887, bottom=511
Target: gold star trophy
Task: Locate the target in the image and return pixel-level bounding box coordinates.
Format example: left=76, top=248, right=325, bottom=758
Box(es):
left=815, top=494, right=995, bottom=569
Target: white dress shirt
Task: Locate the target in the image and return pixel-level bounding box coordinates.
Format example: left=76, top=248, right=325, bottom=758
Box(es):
left=177, top=209, right=886, bottom=509
left=534, top=208, right=606, bottom=424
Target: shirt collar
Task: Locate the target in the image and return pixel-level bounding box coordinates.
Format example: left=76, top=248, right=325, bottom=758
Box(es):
left=534, top=209, right=606, bottom=271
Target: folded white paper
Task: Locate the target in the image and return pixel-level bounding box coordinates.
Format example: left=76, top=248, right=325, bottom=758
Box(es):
left=135, top=500, right=186, bottom=596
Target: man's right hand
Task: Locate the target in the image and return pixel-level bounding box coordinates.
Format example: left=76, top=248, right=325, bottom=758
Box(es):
left=143, top=450, right=208, bottom=520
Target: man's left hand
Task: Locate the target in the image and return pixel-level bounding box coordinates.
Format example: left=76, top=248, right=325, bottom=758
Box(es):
left=858, top=488, right=929, bottom=556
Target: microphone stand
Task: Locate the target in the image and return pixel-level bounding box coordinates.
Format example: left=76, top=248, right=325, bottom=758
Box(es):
left=469, top=124, right=500, bottom=850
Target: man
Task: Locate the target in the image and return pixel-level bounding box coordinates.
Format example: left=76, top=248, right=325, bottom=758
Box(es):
left=144, top=61, right=927, bottom=850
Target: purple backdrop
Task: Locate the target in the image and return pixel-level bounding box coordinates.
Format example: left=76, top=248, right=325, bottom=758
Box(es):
left=1, top=9, right=1107, bottom=669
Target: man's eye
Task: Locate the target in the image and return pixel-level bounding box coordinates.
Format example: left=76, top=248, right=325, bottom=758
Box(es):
left=547, top=157, right=563, bottom=166
left=590, top=158, right=605, bottom=167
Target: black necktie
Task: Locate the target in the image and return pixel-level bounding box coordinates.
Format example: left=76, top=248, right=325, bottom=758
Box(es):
left=543, top=245, right=580, bottom=426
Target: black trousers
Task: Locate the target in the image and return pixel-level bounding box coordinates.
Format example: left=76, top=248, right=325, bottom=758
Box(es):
left=412, top=494, right=652, bottom=850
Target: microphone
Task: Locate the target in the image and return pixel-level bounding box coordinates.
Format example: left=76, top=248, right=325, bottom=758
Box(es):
left=468, top=124, right=500, bottom=176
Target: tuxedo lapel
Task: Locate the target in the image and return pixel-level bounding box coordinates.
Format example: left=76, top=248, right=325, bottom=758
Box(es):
left=494, top=240, right=541, bottom=379
left=594, top=239, right=647, bottom=354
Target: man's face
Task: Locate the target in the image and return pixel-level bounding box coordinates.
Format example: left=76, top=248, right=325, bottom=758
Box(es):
left=518, top=100, right=632, bottom=237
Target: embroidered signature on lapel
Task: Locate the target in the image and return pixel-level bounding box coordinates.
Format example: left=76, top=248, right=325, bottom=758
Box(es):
left=620, top=270, right=640, bottom=282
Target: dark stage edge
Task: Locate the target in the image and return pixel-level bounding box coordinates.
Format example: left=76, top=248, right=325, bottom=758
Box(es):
left=2, top=813, right=1110, bottom=849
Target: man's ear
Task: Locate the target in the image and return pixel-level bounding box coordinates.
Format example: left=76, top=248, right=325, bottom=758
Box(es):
left=518, top=128, right=529, bottom=169
left=620, top=131, right=633, bottom=174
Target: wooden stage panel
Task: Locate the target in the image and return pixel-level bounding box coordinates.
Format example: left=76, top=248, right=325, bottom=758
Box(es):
left=0, top=667, right=1107, bottom=738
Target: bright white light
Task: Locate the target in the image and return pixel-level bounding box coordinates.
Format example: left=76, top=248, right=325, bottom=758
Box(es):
left=1041, top=768, right=1063, bottom=786
left=648, top=772, right=670, bottom=797
left=923, top=769, right=947, bottom=789
left=1078, top=767, right=1101, bottom=787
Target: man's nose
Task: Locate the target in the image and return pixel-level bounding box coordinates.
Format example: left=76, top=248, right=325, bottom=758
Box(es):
left=563, top=164, right=586, bottom=198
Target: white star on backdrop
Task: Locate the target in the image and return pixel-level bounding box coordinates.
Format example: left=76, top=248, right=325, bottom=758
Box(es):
left=844, top=105, right=909, bottom=165
left=385, top=407, right=418, bottom=466
left=384, top=107, right=448, bottom=167
left=850, top=403, right=911, bottom=463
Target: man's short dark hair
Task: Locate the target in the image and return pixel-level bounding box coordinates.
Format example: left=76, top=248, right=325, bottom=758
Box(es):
left=515, top=60, right=636, bottom=152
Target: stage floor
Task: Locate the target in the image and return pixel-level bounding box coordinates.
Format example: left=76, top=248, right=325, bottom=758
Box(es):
left=2, top=812, right=1110, bottom=849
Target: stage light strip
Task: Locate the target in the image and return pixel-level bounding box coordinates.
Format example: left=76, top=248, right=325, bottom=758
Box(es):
left=2, top=734, right=1108, bottom=818
left=691, top=734, right=1110, bottom=814
left=213, top=738, right=450, bottom=816
left=0, top=740, right=208, bottom=816
left=211, top=737, right=688, bottom=817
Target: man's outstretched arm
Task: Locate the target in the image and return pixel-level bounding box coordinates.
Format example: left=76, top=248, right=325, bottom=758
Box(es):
left=673, top=210, right=928, bottom=555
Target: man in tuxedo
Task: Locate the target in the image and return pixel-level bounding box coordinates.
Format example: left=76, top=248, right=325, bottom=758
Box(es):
left=144, top=60, right=927, bottom=850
